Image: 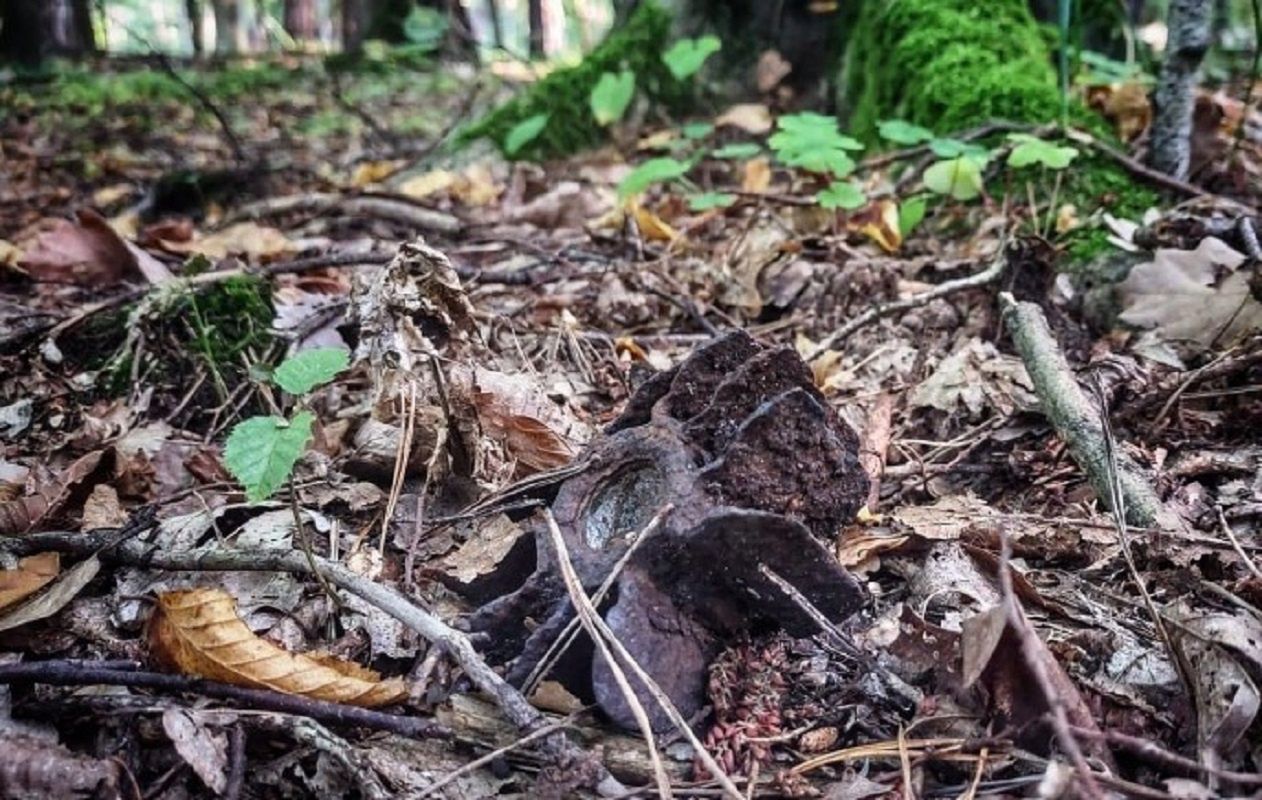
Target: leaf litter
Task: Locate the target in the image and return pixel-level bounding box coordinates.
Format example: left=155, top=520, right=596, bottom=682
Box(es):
left=0, top=50, right=1260, bottom=800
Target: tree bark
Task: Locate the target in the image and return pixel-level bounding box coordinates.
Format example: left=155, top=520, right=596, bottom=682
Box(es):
left=46, top=0, right=93, bottom=56
left=212, top=0, right=243, bottom=54
left=0, top=0, right=48, bottom=66
left=186, top=0, right=204, bottom=56
left=528, top=0, right=544, bottom=57
left=485, top=0, right=503, bottom=48
left=70, top=0, right=96, bottom=53
left=342, top=0, right=367, bottom=54
left=1150, top=0, right=1212, bottom=178
left=283, top=0, right=318, bottom=41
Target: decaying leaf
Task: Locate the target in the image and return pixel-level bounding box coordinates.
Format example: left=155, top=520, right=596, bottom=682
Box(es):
left=457, top=367, right=589, bottom=474
left=843, top=199, right=902, bottom=252
left=0, top=553, right=60, bottom=612
left=0, top=732, right=120, bottom=799
left=148, top=588, right=407, bottom=707
left=0, top=555, right=101, bottom=632
left=162, top=708, right=230, bottom=794
left=161, top=222, right=294, bottom=261
left=18, top=209, right=167, bottom=286
left=715, top=103, right=773, bottom=135
left=909, top=338, right=1036, bottom=416
left=1119, top=237, right=1262, bottom=352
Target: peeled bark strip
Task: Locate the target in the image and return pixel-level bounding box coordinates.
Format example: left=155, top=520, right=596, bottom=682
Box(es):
left=1150, top=0, right=1213, bottom=178
left=999, top=294, right=1168, bottom=528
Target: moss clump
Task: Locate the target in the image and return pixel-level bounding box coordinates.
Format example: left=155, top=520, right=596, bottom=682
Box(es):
left=1060, top=153, right=1162, bottom=263
left=842, top=0, right=1061, bottom=141
left=461, top=1, right=683, bottom=159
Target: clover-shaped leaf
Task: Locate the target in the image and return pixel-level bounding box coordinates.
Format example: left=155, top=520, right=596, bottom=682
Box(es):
left=923, top=157, right=984, bottom=201
left=617, top=157, right=689, bottom=199
left=662, top=35, right=722, bottom=80
left=817, top=181, right=866, bottom=211
left=1006, top=134, right=1079, bottom=169
left=590, top=70, right=636, bottom=126
left=878, top=119, right=934, bottom=145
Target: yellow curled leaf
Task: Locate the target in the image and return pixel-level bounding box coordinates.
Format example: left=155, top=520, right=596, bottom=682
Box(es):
left=149, top=588, right=406, bottom=708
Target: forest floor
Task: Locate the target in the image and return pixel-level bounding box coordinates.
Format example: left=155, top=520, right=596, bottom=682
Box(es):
left=0, top=55, right=1261, bottom=799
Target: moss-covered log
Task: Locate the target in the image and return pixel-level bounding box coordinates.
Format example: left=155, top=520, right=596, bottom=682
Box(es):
left=461, top=1, right=683, bottom=160
left=841, top=0, right=1062, bottom=140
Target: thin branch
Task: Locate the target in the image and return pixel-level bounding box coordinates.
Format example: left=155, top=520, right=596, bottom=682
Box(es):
left=0, top=660, right=447, bottom=739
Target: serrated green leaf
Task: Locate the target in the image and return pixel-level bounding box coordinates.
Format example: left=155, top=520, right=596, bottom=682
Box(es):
left=816, top=181, right=866, bottom=210
left=878, top=119, right=934, bottom=145
left=923, top=157, right=984, bottom=201
left=662, top=35, right=721, bottom=79
left=1005, top=134, right=1078, bottom=169
left=590, top=70, right=636, bottom=126
left=272, top=347, right=349, bottom=395
left=899, top=196, right=928, bottom=238
left=711, top=142, right=762, bottom=160
left=617, top=157, right=689, bottom=199
left=687, top=191, right=736, bottom=211
left=504, top=113, right=549, bottom=156
left=768, top=112, right=861, bottom=178
left=224, top=412, right=315, bottom=502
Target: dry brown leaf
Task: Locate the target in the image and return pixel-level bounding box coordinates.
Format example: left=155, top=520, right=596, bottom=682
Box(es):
left=350, top=160, right=404, bottom=188
left=741, top=157, right=772, bottom=193
left=844, top=200, right=902, bottom=253
left=756, top=50, right=792, bottom=93
left=398, top=169, right=456, bottom=200
left=0, top=555, right=100, bottom=632
left=148, top=588, right=407, bottom=707
left=18, top=209, right=162, bottom=285
left=162, top=222, right=294, bottom=261
left=715, top=103, right=773, bottom=135
left=458, top=367, right=588, bottom=475
left=631, top=204, right=680, bottom=243
left=0, top=552, right=60, bottom=611
left=81, top=484, right=127, bottom=530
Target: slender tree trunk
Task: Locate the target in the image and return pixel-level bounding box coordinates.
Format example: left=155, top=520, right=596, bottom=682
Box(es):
left=1150, top=0, right=1212, bottom=178
left=0, top=0, right=48, bottom=66
left=212, top=0, right=243, bottom=54
left=445, top=0, right=478, bottom=60
left=70, top=0, right=96, bottom=53
left=527, top=0, right=544, bottom=57
left=186, top=0, right=205, bottom=56
left=283, top=0, right=317, bottom=40
left=485, top=0, right=502, bottom=48
left=342, top=0, right=367, bottom=54
left=47, top=0, right=93, bottom=56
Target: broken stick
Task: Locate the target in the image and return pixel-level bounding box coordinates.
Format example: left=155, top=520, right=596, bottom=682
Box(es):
left=998, top=293, right=1169, bottom=528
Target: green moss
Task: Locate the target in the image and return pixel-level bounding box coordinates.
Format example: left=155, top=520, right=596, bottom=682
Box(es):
left=1060, top=153, right=1162, bottom=263
left=842, top=0, right=1061, bottom=140
left=461, top=1, right=684, bottom=159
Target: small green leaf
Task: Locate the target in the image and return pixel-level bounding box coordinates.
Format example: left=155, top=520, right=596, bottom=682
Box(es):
left=816, top=181, right=866, bottom=210
left=662, top=35, right=721, bottom=79
left=923, top=157, right=984, bottom=201
left=899, top=196, right=928, bottom=238
left=224, top=411, right=315, bottom=503
left=779, top=148, right=856, bottom=177
left=272, top=347, right=350, bottom=395
left=711, top=142, right=762, bottom=160
left=617, top=157, right=689, bottom=199
left=768, top=112, right=862, bottom=177
left=682, top=121, right=714, bottom=140
left=878, top=119, right=934, bottom=145
left=1006, top=134, right=1078, bottom=169
left=929, top=138, right=989, bottom=160
left=590, top=70, right=636, bottom=126
left=504, top=113, right=549, bottom=156
left=687, top=191, right=736, bottom=211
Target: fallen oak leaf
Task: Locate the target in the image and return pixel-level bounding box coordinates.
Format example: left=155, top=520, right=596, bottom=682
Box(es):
left=148, top=588, right=407, bottom=708
left=0, top=555, right=101, bottom=633
left=0, top=552, right=60, bottom=611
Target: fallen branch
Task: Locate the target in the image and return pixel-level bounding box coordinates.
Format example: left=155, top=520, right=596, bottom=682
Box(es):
left=0, top=660, right=448, bottom=740
left=225, top=193, right=460, bottom=235
left=806, top=251, right=1008, bottom=361
left=999, top=293, right=1170, bottom=528
left=0, top=531, right=627, bottom=797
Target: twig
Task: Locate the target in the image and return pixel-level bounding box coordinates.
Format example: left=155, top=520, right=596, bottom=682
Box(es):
left=1217, top=506, right=1262, bottom=582
left=1069, top=725, right=1262, bottom=787
left=999, top=293, right=1169, bottom=528
left=222, top=724, right=246, bottom=800
left=543, top=510, right=745, bottom=800
left=154, top=53, right=246, bottom=165
left=859, top=392, right=895, bottom=512
left=806, top=251, right=1008, bottom=360
left=0, top=532, right=627, bottom=797
left=995, top=533, right=1106, bottom=800
left=224, top=193, right=460, bottom=234
left=0, top=660, right=447, bottom=739
left=418, top=715, right=577, bottom=799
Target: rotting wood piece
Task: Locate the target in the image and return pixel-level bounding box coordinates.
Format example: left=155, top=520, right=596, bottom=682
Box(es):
left=462, top=331, right=869, bottom=732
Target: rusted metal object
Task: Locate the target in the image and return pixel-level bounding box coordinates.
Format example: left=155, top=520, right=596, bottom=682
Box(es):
left=464, top=331, right=869, bottom=731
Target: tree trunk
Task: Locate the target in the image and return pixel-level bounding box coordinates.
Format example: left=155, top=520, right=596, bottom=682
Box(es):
left=485, top=0, right=502, bottom=48
left=47, top=0, right=93, bottom=56
left=70, top=0, right=96, bottom=53
left=186, top=0, right=204, bottom=56
left=342, top=0, right=367, bottom=54
left=527, top=0, right=544, bottom=57
left=445, top=0, right=478, bottom=60
left=212, top=0, right=243, bottom=54
left=0, top=0, right=48, bottom=66
left=368, top=0, right=412, bottom=41
left=283, top=0, right=318, bottom=41
left=1150, top=0, right=1212, bottom=178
